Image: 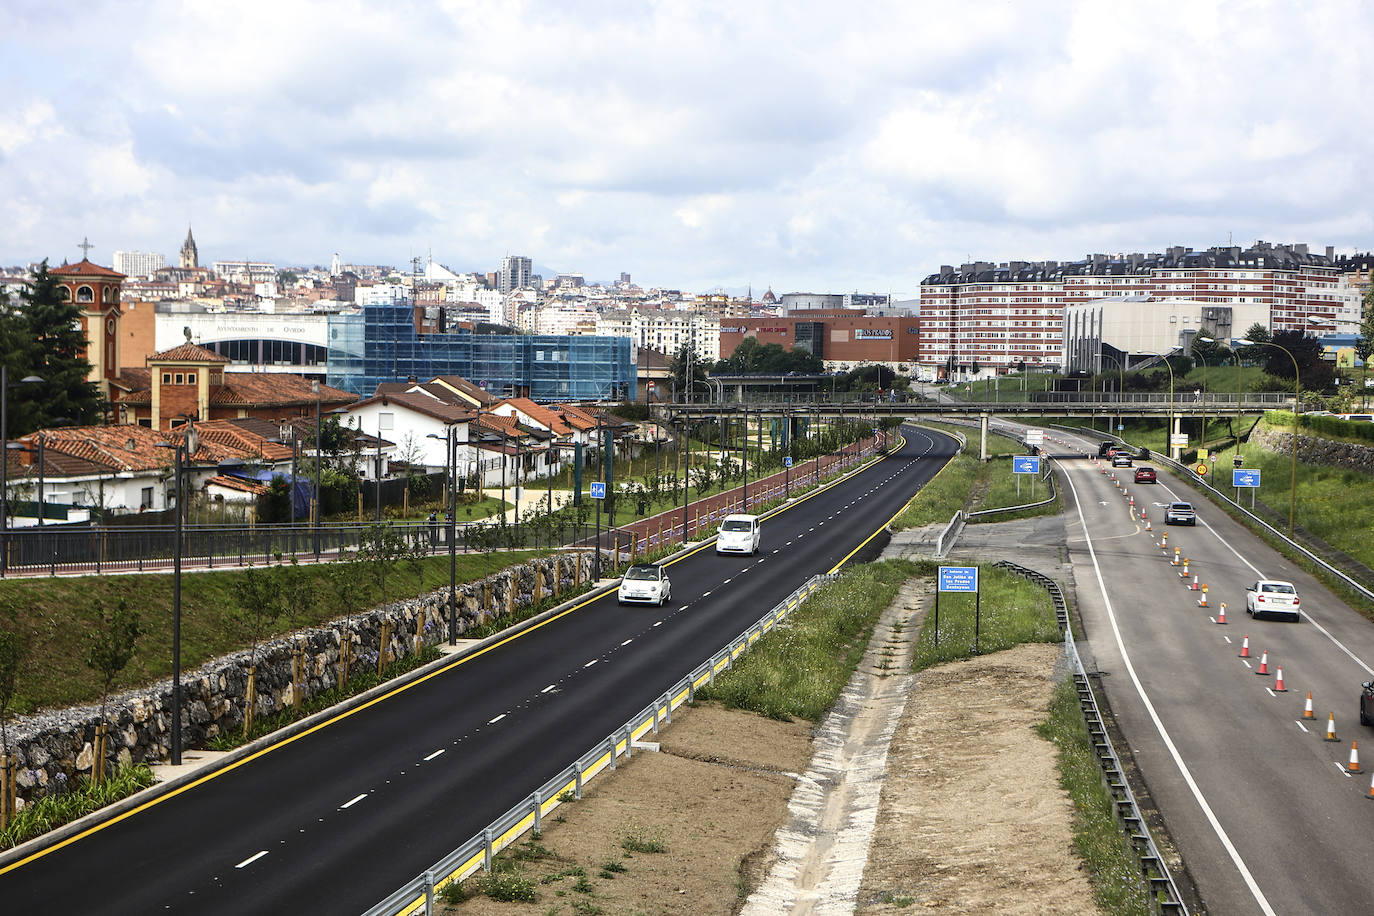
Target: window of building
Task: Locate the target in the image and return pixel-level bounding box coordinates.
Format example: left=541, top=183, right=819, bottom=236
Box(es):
left=76, top=286, right=94, bottom=302
left=174, top=373, right=184, bottom=384
left=186, top=372, right=196, bottom=384
left=141, top=487, right=154, bottom=509
left=162, top=372, right=172, bottom=384
left=378, top=412, right=394, bottom=430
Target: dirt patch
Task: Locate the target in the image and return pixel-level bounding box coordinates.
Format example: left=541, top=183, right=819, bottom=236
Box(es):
left=441, top=641, right=1101, bottom=916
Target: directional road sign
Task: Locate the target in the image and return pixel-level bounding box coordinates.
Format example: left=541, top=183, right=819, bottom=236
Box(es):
left=1012, top=456, right=1041, bottom=474
left=590, top=482, right=606, bottom=499
left=938, top=566, right=979, bottom=593
left=1024, top=429, right=1044, bottom=445
left=1232, top=468, right=1261, bottom=488
left=783, top=457, right=793, bottom=468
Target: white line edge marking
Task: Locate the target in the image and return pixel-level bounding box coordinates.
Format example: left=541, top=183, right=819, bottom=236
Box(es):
left=583, top=659, right=597, bottom=668
left=488, top=713, right=506, bottom=724
left=340, top=793, right=367, bottom=809
left=1335, top=762, right=1353, bottom=778
left=541, top=684, right=556, bottom=693
left=235, top=850, right=269, bottom=868
left=423, top=749, right=445, bottom=761
left=1296, top=721, right=1309, bottom=733
left=1061, top=461, right=1278, bottom=915
left=621, top=639, right=632, bottom=646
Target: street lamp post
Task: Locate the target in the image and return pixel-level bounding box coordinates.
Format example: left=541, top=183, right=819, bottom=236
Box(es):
left=312, top=382, right=322, bottom=560
left=1238, top=338, right=1300, bottom=538
left=156, top=421, right=198, bottom=766
left=1096, top=352, right=1124, bottom=438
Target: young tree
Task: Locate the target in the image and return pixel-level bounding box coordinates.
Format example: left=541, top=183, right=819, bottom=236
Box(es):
left=17, top=261, right=105, bottom=431
left=85, top=598, right=141, bottom=783
left=359, top=522, right=408, bottom=601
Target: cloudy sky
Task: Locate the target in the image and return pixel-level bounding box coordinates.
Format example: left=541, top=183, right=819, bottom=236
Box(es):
left=1, top=0, right=1369, bottom=297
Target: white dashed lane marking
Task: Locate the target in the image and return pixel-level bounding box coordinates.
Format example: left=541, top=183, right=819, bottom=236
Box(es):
left=621, top=639, right=633, bottom=646
left=340, top=793, right=367, bottom=809
left=235, top=851, right=269, bottom=869
left=541, top=684, right=556, bottom=693
left=583, top=659, right=598, bottom=668
left=489, top=714, right=506, bottom=724
left=423, top=749, right=445, bottom=762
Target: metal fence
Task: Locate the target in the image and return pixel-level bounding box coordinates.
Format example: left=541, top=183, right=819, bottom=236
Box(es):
left=361, top=573, right=835, bottom=916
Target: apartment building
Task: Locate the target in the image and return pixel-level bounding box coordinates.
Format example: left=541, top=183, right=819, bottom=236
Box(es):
left=595, top=307, right=721, bottom=362
left=112, top=250, right=166, bottom=278
left=919, top=241, right=1360, bottom=374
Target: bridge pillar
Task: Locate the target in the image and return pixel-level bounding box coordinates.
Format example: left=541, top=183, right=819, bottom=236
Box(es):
left=980, top=413, right=989, bottom=462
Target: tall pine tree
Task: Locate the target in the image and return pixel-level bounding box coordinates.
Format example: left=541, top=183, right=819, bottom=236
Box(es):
left=10, top=261, right=106, bottom=433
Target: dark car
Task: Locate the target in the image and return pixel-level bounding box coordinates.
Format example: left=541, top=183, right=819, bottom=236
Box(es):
left=1361, top=682, right=1373, bottom=726
left=1098, top=441, right=1114, bottom=458
left=1165, top=501, right=1196, bottom=525
left=1134, top=466, right=1157, bottom=484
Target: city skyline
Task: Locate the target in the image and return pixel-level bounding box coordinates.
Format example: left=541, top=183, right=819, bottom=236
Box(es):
left=2, top=1, right=1370, bottom=298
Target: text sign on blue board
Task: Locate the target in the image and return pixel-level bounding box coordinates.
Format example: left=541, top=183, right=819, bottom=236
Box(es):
left=590, top=482, right=606, bottom=499
left=783, top=456, right=793, bottom=468
left=938, top=566, right=979, bottom=593
left=1232, top=469, right=1261, bottom=488
left=1012, top=456, right=1041, bottom=475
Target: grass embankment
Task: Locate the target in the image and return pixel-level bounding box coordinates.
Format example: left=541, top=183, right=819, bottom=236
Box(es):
left=891, top=422, right=1059, bottom=529
left=910, top=568, right=1150, bottom=914
left=695, top=559, right=927, bottom=721
left=0, top=550, right=541, bottom=715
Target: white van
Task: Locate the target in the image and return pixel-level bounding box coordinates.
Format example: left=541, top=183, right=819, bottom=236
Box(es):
left=716, top=514, right=761, bottom=556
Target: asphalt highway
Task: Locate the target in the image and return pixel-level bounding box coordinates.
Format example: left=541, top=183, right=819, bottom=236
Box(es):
left=0, top=425, right=958, bottom=915
left=1048, top=428, right=1374, bottom=916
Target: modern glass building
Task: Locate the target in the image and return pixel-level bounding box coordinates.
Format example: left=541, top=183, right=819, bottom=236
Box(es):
left=326, top=304, right=636, bottom=399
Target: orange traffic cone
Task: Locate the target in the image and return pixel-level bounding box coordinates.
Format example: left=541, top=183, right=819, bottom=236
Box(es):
left=1255, top=650, right=1269, bottom=675
left=1216, top=602, right=1227, bottom=623
left=1146, top=517, right=1153, bottom=532
left=1198, top=584, right=1208, bottom=607
left=1239, top=635, right=1250, bottom=658
left=1172, top=548, right=1180, bottom=566
left=1303, top=691, right=1315, bottom=719
left=1324, top=713, right=1340, bottom=742
left=1190, top=575, right=1200, bottom=591
left=1366, top=771, right=1374, bottom=799
left=1273, top=666, right=1286, bottom=691
left=1349, top=741, right=1361, bottom=774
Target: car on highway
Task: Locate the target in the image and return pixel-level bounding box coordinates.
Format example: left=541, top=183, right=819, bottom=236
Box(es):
left=1111, top=452, right=1133, bottom=468
left=716, top=513, right=762, bottom=555
left=1098, top=441, right=1115, bottom=458
left=1165, top=501, right=1196, bottom=525
left=1133, top=466, right=1157, bottom=484
left=617, top=564, right=672, bottom=606
left=1245, top=579, right=1301, bottom=621
left=1361, top=682, right=1374, bottom=726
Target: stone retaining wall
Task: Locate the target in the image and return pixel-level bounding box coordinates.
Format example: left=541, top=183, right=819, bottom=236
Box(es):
left=3, top=551, right=595, bottom=807
left=1250, top=424, right=1374, bottom=473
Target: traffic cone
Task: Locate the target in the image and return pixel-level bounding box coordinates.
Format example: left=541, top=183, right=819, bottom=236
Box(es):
left=1181, top=558, right=1190, bottom=577
left=1239, top=635, right=1250, bottom=658
left=1324, top=713, right=1340, bottom=742
left=1216, top=602, right=1227, bottom=624
left=1366, top=771, right=1374, bottom=799
left=1273, top=666, right=1286, bottom=691
left=1350, top=741, right=1361, bottom=773
left=1146, top=517, right=1152, bottom=532
left=1190, top=575, right=1199, bottom=591
left=1303, top=691, right=1315, bottom=719
left=1171, top=548, right=1180, bottom=566
left=1198, top=584, right=1208, bottom=607
left=1255, top=650, right=1269, bottom=675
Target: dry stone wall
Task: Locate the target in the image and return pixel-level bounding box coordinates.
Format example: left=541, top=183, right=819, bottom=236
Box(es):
left=1250, top=424, right=1374, bottom=474
left=4, top=552, right=594, bottom=807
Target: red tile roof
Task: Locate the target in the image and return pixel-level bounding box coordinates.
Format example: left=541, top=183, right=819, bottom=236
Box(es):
left=147, top=342, right=231, bottom=363
left=205, top=475, right=270, bottom=496
left=50, top=259, right=125, bottom=279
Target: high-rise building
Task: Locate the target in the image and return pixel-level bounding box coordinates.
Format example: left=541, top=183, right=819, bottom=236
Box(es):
left=499, top=255, right=532, bottom=294
left=178, top=227, right=199, bottom=269
left=112, top=250, right=165, bottom=278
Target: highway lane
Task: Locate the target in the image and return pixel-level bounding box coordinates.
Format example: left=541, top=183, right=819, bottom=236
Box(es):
left=1049, top=429, right=1374, bottom=915
left=0, top=425, right=958, bottom=915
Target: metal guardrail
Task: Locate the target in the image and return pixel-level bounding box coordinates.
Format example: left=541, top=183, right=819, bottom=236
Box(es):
left=994, top=560, right=1188, bottom=916
left=362, top=573, right=836, bottom=916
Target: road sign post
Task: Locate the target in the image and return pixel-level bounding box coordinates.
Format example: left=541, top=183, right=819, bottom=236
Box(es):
left=590, top=482, right=606, bottom=580
left=936, top=566, right=980, bottom=651
left=1232, top=468, right=1261, bottom=510
left=1012, top=455, right=1041, bottom=498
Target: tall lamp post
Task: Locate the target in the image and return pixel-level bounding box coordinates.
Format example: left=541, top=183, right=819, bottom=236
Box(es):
left=1238, top=337, right=1300, bottom=538
left=0, top=368, right=43, bottom=576
left=156, top=421, right=199, bottom=766
left=1136, top=352, right=1176, bottom=460
left=1096, top=352, right=1124, bottom=438
left=427, top=430, right=459, bottom=646
left=312, top=381, right=322, bottom=560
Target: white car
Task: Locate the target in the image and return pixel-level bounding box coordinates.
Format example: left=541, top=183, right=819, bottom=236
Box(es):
left=1245, top=580, right=1301, bottom=621
left=618, top=564, right=672, bottom=606
left=716, top=514, right=761, bottom=556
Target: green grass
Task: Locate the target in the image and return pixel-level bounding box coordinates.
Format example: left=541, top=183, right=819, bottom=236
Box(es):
left=1037, top=679, right=1152, bottom=915
left=911, top=565, right=1060, bottom=671
left=0, top=763, right=156, bottom=851
left=695, top=560, right=927, bottom=721
left=0, top=550, right=542, bottom=715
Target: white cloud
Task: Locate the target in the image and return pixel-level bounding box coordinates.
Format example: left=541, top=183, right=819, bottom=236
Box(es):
left=0, top=0, right=1370, bottom=293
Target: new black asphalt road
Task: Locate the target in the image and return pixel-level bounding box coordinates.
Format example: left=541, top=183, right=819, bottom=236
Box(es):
left=0, top=425, right=958, bottom=915
left=1049, top=429, right=1374, bottom=916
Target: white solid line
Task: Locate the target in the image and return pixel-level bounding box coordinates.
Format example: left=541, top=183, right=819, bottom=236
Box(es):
left=1060, top=464, right=1279, bottom=915
left=541, top=684, right=556, bottom=693
left=621, top=639, right=632, bottom=646
left=423, top=749, right=445, bottom=762
left=1335, top=762, right=1353, bottom=778
left=489, top=714, right=506, bottom=724
left=340, top=793, right=367, bottom=809
left=1296, top=721, right=1309, bottom=733
left=235, top=851, right=268, bottom=869
left=583, top=659, right=597, bottom=668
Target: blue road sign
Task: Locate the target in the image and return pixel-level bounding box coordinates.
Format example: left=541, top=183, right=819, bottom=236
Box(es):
left=938, top=566, right=979, bottom=593
left=1232, top=469, right=1261, bottom=488
left=590, top=482, right=606, bottom=499
left=783, top=457, right=793, bottom=468
left=1012, top=456, right=1041, bottom=474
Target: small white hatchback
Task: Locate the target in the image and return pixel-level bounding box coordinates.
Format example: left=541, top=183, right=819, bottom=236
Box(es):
left=716, top=514, right=761, bottom=556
